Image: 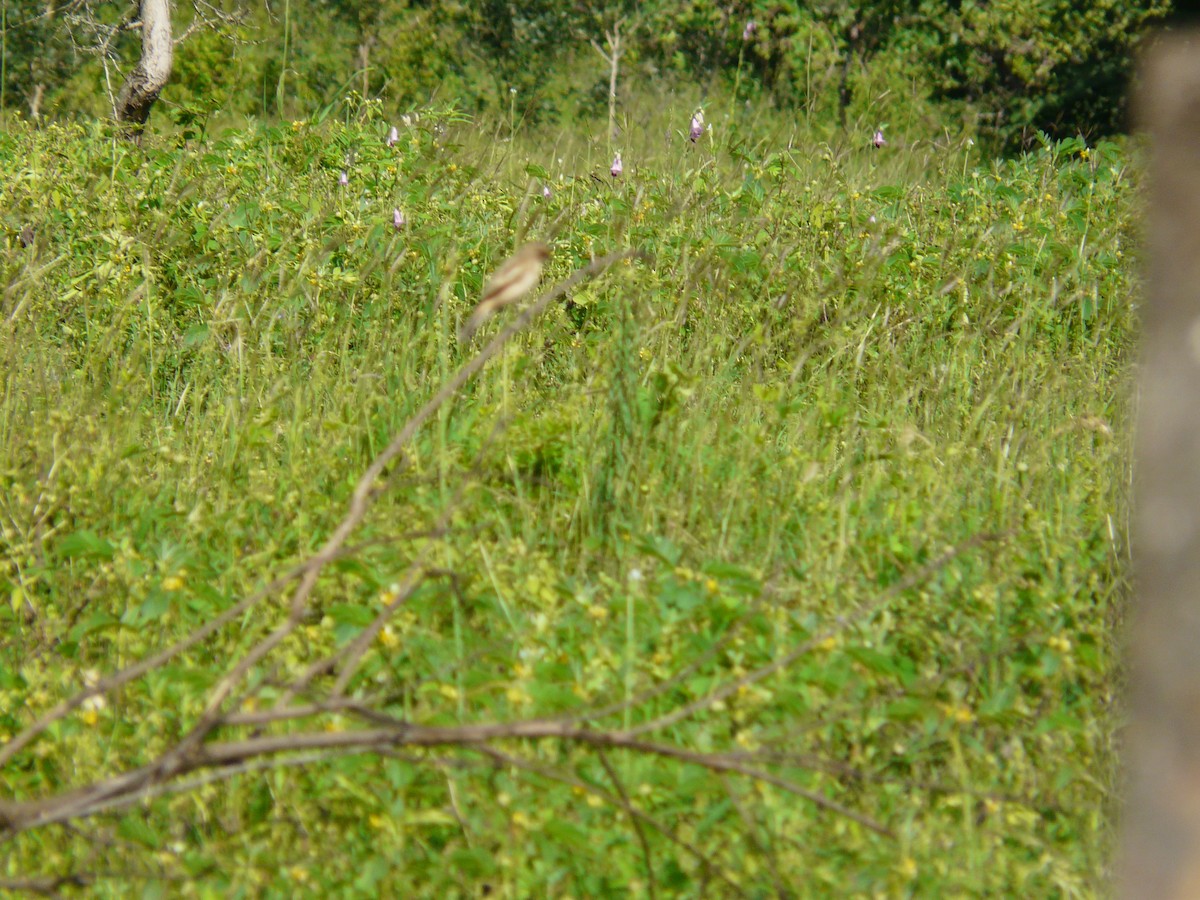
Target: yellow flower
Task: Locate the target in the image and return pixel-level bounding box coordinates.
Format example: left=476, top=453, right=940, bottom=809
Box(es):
left=1047, top=635, right=1072, bottom=654
left=735, top=730, right=759, bottom=751
left=80, top=691, right=106, bottom=726
left=897, top=856, right=918, bottom=879
left=940, top=703, right=975, bottom=724
left=378, top=626, right=400, bottom=649
left=505, top=686, right=531, bottom=705
left=162, top=575, right=184, bottom=592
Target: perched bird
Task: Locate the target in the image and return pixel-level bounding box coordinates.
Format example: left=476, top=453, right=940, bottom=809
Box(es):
left=458, top=242, right=552, bottom=343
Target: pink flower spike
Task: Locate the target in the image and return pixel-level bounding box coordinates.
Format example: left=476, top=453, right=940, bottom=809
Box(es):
left=338, top=170, right=349, bottom=186
left=611, top=152, right=623, bottom=178
left=689, top=111, right=706, bottom=142
left=743, top=20, right=757, bottom=41
left=868, top=214, right=877, bottom=224
left=386, top=126, right=399, bottom=147
left=872, top=129, right=886, bottom=149
left=542, top=184, right=552, bottom=200
left=393, top=208, right=406, bottom=230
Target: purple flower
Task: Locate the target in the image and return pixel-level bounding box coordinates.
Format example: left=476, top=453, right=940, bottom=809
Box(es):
left=872, top=129, right=886, bottom=149
left=385, top=126, right=399, bottom=147
left=338, top=170, right=349, bottom=186
left=689, top=111, right=706, bottom=142
left=542, top=184, right=552, bottom=200
left=868, top=214, right=877, bottom=224
left=393, top=208, right=406, bottom=230
left=611, top=152, right=623, bottom=178
left=742, top=19, right=757, bottom=41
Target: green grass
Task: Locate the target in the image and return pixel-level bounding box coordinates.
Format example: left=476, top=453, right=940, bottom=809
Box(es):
left=0, top=98, right=1136, bottom=896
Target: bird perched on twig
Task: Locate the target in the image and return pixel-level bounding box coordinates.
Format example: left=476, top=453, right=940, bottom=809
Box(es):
left=458, top=242, right=552, bottom=343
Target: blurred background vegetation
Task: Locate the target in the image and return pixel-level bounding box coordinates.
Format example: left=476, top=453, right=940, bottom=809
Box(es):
left=0, top=0, right=1170, bottom=894
left=0, top=0, right=1177, bottom=153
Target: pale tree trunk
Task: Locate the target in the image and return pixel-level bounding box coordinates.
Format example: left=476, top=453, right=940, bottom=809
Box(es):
left=27, top=83, right=45, bottom=119
left=1124, top=29, right=1200, bottom=900
left=116, top=0, right=173, bottom=133
left=590, top=19, right=624, bottom=145
left=358, top=37, right=374, bottom=99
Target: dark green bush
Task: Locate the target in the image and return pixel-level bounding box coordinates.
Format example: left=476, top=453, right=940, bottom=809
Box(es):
left=923, top=0, right=1172, bottom=151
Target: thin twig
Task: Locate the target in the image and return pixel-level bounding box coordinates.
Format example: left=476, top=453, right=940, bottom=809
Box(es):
left=598, top=747, right=659, bottom=899
left=477, top=745, right=746, bottom=897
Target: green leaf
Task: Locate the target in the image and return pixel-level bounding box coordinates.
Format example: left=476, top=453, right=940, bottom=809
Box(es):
left=886, top=698, right=930, bottom=722
left=659, top=578, right=703, bottom=613
left=700, top=562, right=761, bottom=596
left=118, top=815, right=161, bottom=849
left=56, top=530, right=115, bottom=561
left=327, top=603, right=376, bottom=627
left=846, top=646, right=898, bottom=678
left=639, top=533, right=682, bottom=565
left=68, top=612, right=121, bottom=642
left=543, top=817, right=590, bottom=850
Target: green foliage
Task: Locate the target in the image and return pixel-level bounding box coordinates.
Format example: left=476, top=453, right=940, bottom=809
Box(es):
left=1, top=95, right=1136, bottom=895
left=0, top=0, right=103, bottom=118
left=925, top=0, right=1172, bottom=151
left=0, top=1, right=1174, bottom=154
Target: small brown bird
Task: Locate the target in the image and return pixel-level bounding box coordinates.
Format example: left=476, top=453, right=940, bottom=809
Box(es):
left=458, top=241, right=552, bottom=342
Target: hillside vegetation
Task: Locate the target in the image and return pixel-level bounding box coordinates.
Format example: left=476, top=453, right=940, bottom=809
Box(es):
left=1, top=97, right=1136, bottom=895
left=1, top=0, right=1173, bottom=153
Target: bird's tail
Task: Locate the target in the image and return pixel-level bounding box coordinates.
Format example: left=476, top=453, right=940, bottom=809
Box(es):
left=457, top=308, right=490, bottom=344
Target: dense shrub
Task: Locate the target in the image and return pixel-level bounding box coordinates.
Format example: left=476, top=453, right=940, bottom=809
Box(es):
left=924, top=0, right=1172, bottom=151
